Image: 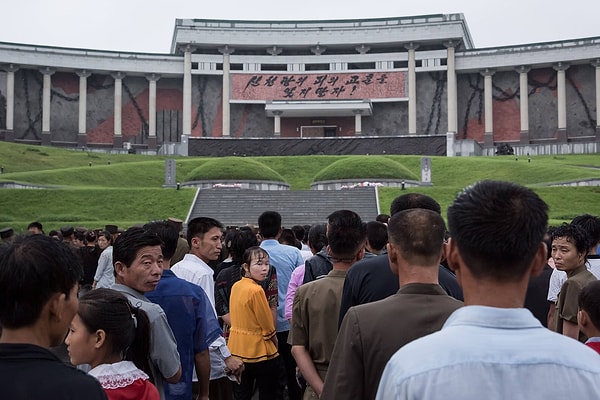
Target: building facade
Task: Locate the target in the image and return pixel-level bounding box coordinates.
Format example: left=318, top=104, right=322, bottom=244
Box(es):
left=0, top=14, right=599, bottom=156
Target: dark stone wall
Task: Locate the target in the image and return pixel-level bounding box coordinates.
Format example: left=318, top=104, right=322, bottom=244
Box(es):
left=457, top=65, right=597, bottom=143
left=188, top=135, right=447, bottom=157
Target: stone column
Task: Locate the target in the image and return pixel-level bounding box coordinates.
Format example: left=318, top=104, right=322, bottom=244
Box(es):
left=182, top=46, right=193, bottom=138
left=41, top=67, right=55, bottom=146
left=516, top=66, right=531, bottom=144
left=112, top=72, right=126, bottom=148
left=406, top=43, right=419, bottom=135
left=219, top=46, right=234, bottom=137
left=444, top=42, right=458, bottom=156
left=273, top=110, right=282, bottom=137
left=594, top=59, right=600, bottom=141
left=481, top=69, right=495, bottom=147
left=147, top=73, right=160, bottom=149
left=3, top=64, right=18, bottom=142
left=353, top=110, right=363, bottom=135
left=77, top=70, right=91, bottom=147
left=554, top=62, right=569, bottom=142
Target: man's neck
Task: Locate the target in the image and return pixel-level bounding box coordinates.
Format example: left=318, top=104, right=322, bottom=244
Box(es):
left=398, top=265, right=439, bottom=287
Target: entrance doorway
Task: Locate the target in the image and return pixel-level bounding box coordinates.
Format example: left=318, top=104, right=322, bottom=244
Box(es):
left=300, top=125, right=338, bottom=138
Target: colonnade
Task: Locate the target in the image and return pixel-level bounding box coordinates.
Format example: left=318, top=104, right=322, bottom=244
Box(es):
left=2, top=53, right=600, bottom=148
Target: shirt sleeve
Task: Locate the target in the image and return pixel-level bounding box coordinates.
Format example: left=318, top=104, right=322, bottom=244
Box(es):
left=149, top=305, right=181, bottom=380
left=321, top=308, right=364, bottom=400
left=548, top=268, right=567, bottom=302
left=559, top=279, right=583, bottom=323
left=94, top=250, right=109, bottom=282
left=285, top=266, right=304, bottom=320
left=290, top=285, right=309, bottom=346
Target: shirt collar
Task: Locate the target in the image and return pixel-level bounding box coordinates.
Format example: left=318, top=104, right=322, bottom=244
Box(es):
left=443, top=305, right=542, bottom=330
left=398, top=283, right=450, bottom=296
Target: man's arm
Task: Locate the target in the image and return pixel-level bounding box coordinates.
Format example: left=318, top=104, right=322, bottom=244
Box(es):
left=562, top=319, right=580, bottom=340
left=194, top=350, right=210, bottom=400
left=164, top=366, right=182, bottom=384
left=291, top=345, right=324, bottom=397
left=547, top=302, right=557, bottom=331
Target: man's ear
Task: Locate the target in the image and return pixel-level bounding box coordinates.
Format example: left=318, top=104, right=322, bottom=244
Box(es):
left=326, top=245, right=332, bottom=257
left=446, top=238, right=462, bottom=274
left=47, top=292, right=66, bottom=321
left=114, top=261, right=126, bottom=277
left=387, top=243, right=399, bottom=275
left=356, top=247, right=365, bottom=262
left=578, top=309, right=589, bottom=329
left=529, top=242, right=547, bottom=278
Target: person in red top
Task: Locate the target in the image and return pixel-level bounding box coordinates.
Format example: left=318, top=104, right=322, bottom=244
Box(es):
left=66, top=288, right=160, bottom=400
left=578, top=280, right=600, bottom=355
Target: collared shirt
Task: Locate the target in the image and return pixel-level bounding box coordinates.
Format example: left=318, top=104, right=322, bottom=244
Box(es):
left=112, top=284, right=181, bottom=400
left=172, top=254, right=216, bottom=307
left=376, top=306, right=600, bottom=400
left=146, top=269, right=222, bottom=400
left=170, top=255, right=234, bottom=381
left=547, top=256, right=600, bottom=302
left=322, top=283, right=462, bottom=400
left=0, top=343, right=107, bottom=400
left=260, top=239, right=305, bottom=332
left=290, top=269, right=347, bottom=372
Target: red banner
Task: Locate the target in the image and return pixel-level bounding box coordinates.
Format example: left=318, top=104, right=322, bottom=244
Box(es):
left=231, top=71, right=406, bottom=101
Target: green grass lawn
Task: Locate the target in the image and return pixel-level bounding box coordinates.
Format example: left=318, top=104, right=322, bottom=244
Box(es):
left=0, top=141, right=599, bottom=233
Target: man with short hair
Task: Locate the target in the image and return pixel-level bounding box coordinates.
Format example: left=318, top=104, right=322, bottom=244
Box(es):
left=258, top=211, right=305, bottom=400
left=27, top=221, right=44, bottom=235
left=338, top=193, right=462, bottom=326
left=0, top=235, right=107, bottom=399
left=112, top=228, right=182, bottom=400
left=376, top=180, right=600, bottom=399
left=364, top=220, right=388, bottom=258
left=145, top=220, right=222, bottom=400
left=291, top=210, right=367, bottom=399
left=172, top=217, right=244, bottom=400
left=322, top=209, right=462, bottom=400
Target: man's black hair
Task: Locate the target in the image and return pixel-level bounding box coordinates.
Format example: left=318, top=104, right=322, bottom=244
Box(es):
left=0, top=235, right=82, bottom=328
left=447, top=180, right=548, bottom=282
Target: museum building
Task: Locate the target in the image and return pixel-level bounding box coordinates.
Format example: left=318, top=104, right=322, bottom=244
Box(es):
left=0, top=14, right=599, bottom=156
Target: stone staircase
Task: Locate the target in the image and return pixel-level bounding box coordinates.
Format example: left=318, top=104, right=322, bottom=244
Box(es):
left=185, top=187, right=380, bottom=227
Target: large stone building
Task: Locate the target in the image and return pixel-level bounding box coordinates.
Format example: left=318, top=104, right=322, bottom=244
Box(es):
left=0, top=14, right=599, bottom=156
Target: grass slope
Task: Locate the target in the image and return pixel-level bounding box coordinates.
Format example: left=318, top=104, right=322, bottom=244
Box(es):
left=0, top=142, right=599, bottom=232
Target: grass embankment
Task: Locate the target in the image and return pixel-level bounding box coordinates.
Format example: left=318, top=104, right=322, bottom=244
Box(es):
left=0, top=141, right=599, bottom=232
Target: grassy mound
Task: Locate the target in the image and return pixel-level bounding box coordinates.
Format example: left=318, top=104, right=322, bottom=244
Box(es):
left=312, top=156, right=418, bottom=182
left=185, top=157, right=286, bottom=182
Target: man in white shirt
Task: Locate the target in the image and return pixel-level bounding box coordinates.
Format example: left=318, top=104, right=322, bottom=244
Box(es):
left=376, top=180, right=600, bottom=400
left=172, top=217, right=243, bottom=400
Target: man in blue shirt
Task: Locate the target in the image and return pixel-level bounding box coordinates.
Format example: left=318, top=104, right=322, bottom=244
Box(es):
left=258, top=211, right=305, bottom=400
left=145, top=221, right=222, bottom=400
left=376, top=180, right=600, bottom=399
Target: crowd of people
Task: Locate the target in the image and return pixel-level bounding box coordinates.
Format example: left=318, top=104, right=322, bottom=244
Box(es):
left=2, top=180, right=600, bottom=400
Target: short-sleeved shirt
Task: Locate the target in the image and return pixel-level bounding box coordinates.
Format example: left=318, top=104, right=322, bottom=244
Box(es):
left=0, top=343, right=107, bottom=400
left=146, top=269, right=222, bottom=400
left=172, top=254, right=216, bottom=306
left=547, top=257, right=600, bottom=302
left=290, top=269, right=347, bottom=372
left=112, top=284, right=181, bottom=399
left=556, top=265, right=597, bottom=341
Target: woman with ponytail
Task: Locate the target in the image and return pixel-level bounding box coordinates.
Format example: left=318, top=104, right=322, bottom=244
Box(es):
left=65, top=288, right=159, bottom=400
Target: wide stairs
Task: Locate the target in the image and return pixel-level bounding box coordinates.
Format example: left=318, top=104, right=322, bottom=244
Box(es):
left=186, top=187, right=380, bottom=227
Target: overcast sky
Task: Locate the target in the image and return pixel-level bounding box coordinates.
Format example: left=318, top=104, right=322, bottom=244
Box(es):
left=1, top=0, right=598, bottom=53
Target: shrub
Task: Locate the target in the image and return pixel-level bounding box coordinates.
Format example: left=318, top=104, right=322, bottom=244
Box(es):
left=185, top=157, right=286, bottom=182
left=312, top=156, right=418, bottom=182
